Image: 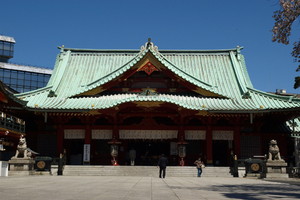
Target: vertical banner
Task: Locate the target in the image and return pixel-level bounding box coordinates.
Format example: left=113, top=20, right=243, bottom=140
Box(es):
left=83, top=144, right=90, bottom=163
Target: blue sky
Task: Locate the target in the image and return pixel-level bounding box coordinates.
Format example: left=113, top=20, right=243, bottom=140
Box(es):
left=1, top=0, right=299, bottom=93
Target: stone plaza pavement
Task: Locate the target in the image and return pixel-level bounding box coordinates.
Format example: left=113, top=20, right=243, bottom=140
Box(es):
left=0, top=176, right=300, bottom=200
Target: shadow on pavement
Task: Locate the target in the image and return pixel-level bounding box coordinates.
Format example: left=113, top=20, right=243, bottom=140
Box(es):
left=170, top=183, right=300, bottom=200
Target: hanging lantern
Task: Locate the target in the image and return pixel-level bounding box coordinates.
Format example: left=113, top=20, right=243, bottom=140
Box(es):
left=110, top=144, right=119, bottom=158
left=178, top=144, right=186, bottom=158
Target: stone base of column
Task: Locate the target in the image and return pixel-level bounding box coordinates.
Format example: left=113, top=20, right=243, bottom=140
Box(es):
left=8, top=158, right=35, bottom=176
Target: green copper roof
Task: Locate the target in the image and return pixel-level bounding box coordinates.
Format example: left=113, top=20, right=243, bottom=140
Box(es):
left=15, top=41, right=300, bottom=112
left=47, top=44, right=229, bottom=98
left=22, top=92, right=300, bottom=111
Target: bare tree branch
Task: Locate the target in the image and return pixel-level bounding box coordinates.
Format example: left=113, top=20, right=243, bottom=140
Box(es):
left=273, top=0, right=300, bottom=88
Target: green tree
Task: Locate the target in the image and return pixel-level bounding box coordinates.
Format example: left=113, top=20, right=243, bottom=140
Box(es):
left=272, top=0, right=300, bottom=89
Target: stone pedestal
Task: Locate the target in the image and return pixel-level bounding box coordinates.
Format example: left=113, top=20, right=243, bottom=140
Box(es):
left=238, top=167, right=246, bottom=178
left=0, top=161, right=8, bottom=176
left=8, top=158, right=35, bottom=176
left=266, top=161, right=288, bottom=178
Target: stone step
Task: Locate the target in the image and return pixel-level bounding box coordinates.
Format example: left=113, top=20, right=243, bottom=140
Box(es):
left=59, top=166, right=233, bottom=177
left=8, top=171, right=36, bottom=176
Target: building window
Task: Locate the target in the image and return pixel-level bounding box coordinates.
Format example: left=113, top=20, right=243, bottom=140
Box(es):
left=11, top=71, right=17, bottom=79
left=0, top=41, right=14, bottom=58
left=0, top=68, right=51, bottom=93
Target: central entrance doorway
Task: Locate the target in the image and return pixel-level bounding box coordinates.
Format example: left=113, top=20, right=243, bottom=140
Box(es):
left=127, top=140, right=170, bottom=166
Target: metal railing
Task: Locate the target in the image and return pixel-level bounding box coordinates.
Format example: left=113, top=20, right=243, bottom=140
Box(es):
left=0, top=112, right=25, bottom=134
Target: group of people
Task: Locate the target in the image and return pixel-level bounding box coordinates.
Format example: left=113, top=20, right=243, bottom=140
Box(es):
left=157, top=155, right=205, bottom=178
left=129, top=149, right=205, bottom=178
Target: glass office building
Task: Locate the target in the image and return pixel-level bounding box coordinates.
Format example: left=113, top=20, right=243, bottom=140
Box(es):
left=0, top=35, right=15, bottom=63
left=0, top=63, right=52, bottom=93
left=0, top=35, right=52, bottom=159
left=0, top=35, right=52, bottom=93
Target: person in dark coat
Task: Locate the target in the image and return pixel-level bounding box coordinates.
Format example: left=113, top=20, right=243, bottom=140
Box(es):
left=158, top=154, right=168, bottom=178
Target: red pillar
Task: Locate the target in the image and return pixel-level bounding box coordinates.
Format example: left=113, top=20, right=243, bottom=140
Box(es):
left=177, top=116, right=187, bottom=166
left=177, top=128, right=187, bottom=166
left=57, top=123, right=64, bottom=155
left=85, top=124, right=91, bottom=144
left=177, top=123, right=185, bottom=142
left=234, top=125, right=241, bottom=158
left=112, top=124, right=119, bottom=140
left=206, top=118, right=213, bottom=165
left=108, top=116, right=121, bottom=165
left=206, top=128, right=213, bottom=164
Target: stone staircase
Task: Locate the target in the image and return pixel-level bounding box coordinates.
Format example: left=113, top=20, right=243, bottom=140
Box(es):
left=56, top=165, right=233, bottom=177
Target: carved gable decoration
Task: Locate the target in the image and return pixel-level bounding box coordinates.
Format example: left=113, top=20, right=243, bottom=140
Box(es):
left=137, top=61, right=159, bottom=75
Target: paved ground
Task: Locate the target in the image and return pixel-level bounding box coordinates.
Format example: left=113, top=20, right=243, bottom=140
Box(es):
left=0, top=176, right=299, bottom=200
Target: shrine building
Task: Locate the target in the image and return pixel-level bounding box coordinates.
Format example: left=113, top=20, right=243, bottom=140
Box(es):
left=11, top=41, right=300, bottom=166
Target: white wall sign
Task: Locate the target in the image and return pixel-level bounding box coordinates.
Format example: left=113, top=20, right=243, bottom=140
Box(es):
left=92, top=130, right=112, bottom=139
left=119, top=130, right=178, bottom=139
left=185, top=130, right=206, bottom=140
left=64, top=129, right=85, bottom=139
left=212, top=130, right=233, bottom=140
left=83, top=144, right=90, bottom=162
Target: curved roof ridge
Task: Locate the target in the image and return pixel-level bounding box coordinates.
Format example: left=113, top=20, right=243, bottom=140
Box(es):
left=22, top=91, right=300, bottom=112
left=238, top=54, right=253, bottom=88
left=229, top=51, right=248, bottom=95
left=147, top=45, right=231, bottom=98
left=73, top=49, right=148, bottom=96
left=248, top=87, right=300, bottom=103
left=27, top=93, right=238, bottom=110
left=58, top=46, right=240, bottom=54
left=15, top=85, right=52, bottom=98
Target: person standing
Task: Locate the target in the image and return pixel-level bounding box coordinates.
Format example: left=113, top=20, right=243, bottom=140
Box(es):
left=158, top=154, right=168, bottom=178
left=194, top=157, right=204, bottom=177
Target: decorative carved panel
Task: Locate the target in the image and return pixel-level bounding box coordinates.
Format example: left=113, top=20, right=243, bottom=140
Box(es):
left=137, top=62, right=159, bottom=75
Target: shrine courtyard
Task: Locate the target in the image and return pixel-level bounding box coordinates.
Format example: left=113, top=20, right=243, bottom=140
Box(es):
left=0, top=176, right=299, bottom=200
